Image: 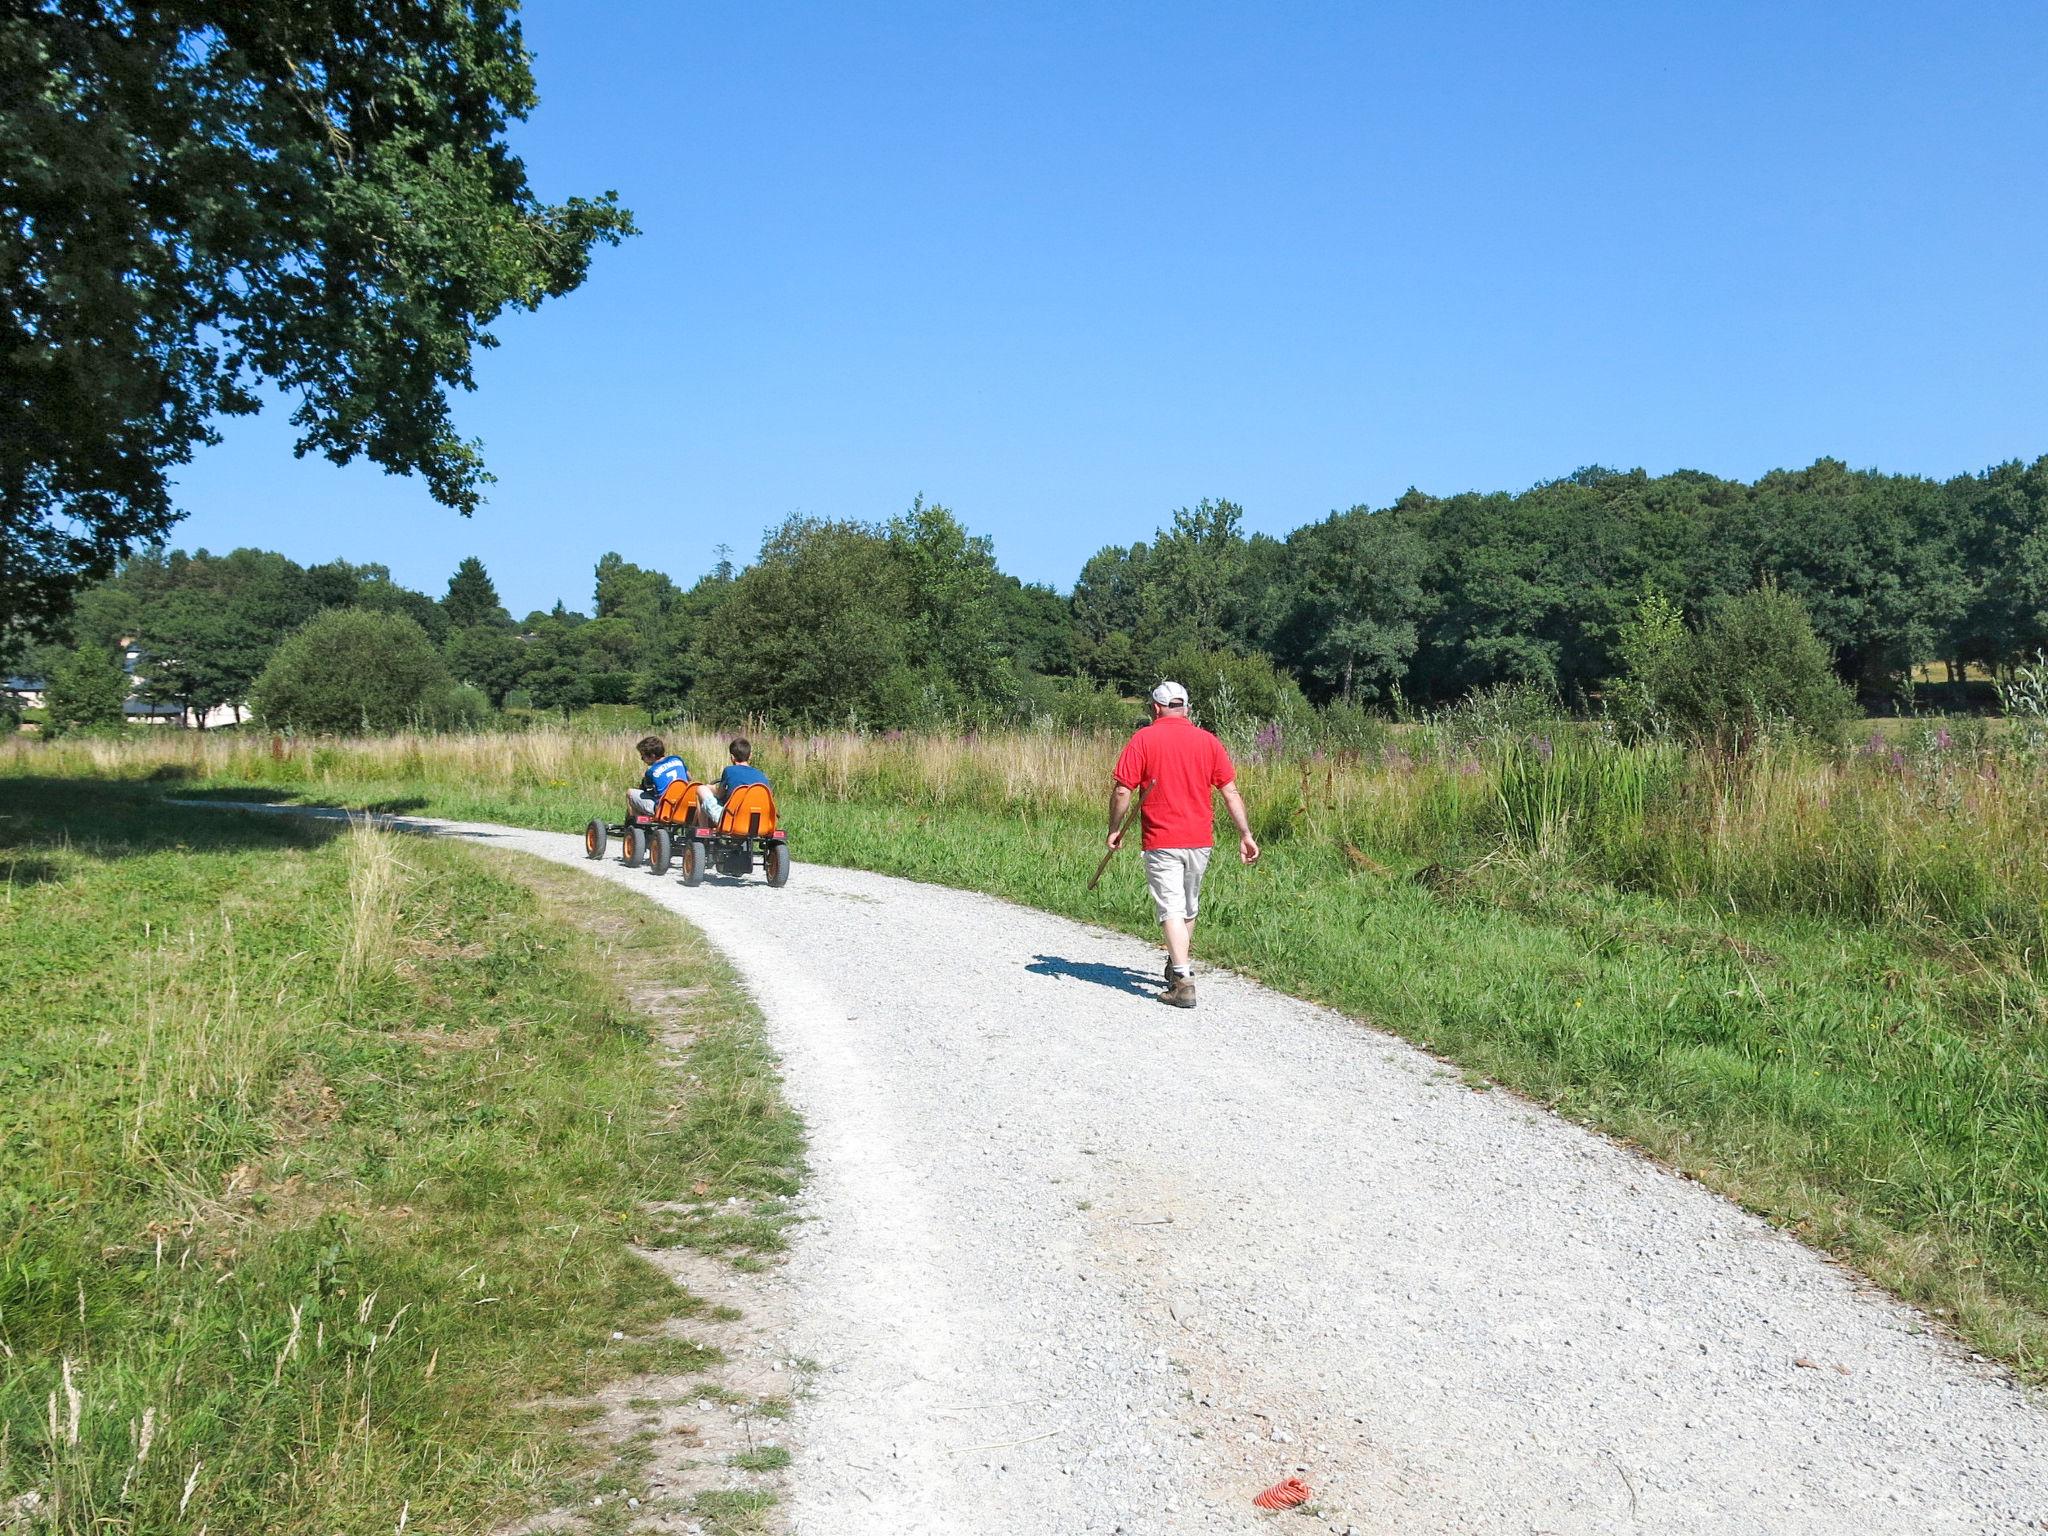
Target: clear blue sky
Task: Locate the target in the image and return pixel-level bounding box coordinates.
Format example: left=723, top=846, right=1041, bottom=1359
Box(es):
left=168, top=0, right=2048, bottom=617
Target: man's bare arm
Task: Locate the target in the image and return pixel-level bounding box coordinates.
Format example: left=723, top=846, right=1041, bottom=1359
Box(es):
left=1221, top=782, right=1260, bottom=863
left=1107, top=781, right=1134, bottom=848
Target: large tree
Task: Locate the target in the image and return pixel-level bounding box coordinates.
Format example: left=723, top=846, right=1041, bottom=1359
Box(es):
left=1272, top=507, right=1430, bottom=703
left=1, top=3, right=634, bottom=636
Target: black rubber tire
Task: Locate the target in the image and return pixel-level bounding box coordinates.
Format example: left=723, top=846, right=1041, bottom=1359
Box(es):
left=648, top=828, right=672, bottom=877
left=765, top=843, right=790, bottom=888
left=680, top=837, right=705, bottom=887
left=584, top=820, right=607, bottom=860
left=623, top=825, right=646, bottom=867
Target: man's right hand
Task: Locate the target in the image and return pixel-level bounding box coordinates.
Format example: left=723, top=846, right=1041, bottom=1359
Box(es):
left=1106, top=828, right=1124, bottom=851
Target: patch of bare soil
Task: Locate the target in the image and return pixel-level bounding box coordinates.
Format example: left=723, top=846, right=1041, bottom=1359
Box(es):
left=495, top=860, right=798, bottom=1536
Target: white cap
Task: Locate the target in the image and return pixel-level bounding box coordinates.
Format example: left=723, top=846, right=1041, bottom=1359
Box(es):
left=1150, top=680, right=1189, bottom=707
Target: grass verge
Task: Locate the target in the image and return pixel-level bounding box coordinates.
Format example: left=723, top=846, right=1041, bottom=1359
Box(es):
left=8, top=732, right=2048, bottom=1384
left=0, top=778, right=799, bottom=1534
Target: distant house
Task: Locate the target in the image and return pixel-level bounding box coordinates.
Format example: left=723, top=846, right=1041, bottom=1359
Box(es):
left=4, top=675, right=45, bottom=710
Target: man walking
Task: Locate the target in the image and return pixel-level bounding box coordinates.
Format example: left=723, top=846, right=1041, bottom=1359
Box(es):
left=1108, top=680, right=1259, bottom=1008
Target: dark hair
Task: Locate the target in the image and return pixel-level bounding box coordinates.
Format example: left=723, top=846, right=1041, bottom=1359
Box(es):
left=636, top=735, right=666, bottom=758
left=728, top=737, right=752, bottom=763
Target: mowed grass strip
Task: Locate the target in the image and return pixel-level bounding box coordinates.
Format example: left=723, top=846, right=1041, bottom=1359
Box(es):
left=0, top=780, right=799, bottom=1535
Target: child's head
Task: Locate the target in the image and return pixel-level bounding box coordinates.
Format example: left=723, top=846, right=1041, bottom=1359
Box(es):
left=637, top=735, right=666, bottom=763
left=728, top=737, right=752, bottom=763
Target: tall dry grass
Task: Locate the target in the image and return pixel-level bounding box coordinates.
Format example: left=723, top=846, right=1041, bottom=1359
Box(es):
left=15, top=713, right=2048, bottom=961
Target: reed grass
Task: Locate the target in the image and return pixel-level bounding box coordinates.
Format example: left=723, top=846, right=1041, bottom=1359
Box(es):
left=17, top=716, right=2048, bottom=963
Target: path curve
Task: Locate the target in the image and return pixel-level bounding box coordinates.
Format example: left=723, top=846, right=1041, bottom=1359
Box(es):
left=199, top=806, right=2048, bottom=1534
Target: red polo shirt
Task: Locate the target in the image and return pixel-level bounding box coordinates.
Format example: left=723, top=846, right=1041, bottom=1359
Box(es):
left=1112, top=715, right=1236, bottom=850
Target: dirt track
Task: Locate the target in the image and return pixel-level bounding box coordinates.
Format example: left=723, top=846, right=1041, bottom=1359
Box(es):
left=197, top=805, right=2048, bottom=1534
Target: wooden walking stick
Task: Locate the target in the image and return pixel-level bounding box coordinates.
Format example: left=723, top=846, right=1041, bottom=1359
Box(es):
left=1087, top=785, right=1147, bottom=891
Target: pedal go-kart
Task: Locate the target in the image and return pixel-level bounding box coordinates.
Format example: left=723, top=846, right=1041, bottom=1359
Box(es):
left=583, top=779, right=789, bottom=888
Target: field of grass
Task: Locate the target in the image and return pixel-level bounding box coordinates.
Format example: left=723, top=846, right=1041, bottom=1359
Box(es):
left=0, top=779, right=800, bottom=1534
left=9, top=720, right=2048, bottom=1388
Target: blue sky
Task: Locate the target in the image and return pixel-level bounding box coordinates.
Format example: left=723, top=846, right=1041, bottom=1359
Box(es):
left=168, top=0, right=2048, bottom=616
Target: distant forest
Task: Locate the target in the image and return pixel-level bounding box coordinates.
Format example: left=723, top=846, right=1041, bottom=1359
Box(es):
left=17, top=455, right=2048, bottom=729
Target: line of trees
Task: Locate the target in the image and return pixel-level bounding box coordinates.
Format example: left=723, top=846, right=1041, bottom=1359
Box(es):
left=15, top=455, right=2048, bottom=734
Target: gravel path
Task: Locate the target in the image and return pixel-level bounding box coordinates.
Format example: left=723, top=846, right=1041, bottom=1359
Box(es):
left=199, top=807, right=2048, bottom=1534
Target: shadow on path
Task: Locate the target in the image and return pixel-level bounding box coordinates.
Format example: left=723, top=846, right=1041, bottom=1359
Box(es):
left=1025, top=953, right=1157, bottom=998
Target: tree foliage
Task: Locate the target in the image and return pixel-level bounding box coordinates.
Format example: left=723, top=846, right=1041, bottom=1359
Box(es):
left=41, top=644, right=128, bottom=735
left=253, top=609, right=462, bottom=733
left=442, top=557, right=511, bottom=632
left=1, top=2, right=635, bottom=634
left=29, top=452, right=2048, bottom=735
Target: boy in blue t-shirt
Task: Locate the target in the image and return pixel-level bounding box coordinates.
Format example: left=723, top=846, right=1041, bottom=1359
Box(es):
left=627, top=735, right=689, bottom=822
left=700, top=737, right=770, bottom=824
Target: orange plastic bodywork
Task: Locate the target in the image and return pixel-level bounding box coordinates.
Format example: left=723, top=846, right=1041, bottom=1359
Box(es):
left=653, top=779, right=701, bottom=825
left=718, top=782, right=778, bottom=837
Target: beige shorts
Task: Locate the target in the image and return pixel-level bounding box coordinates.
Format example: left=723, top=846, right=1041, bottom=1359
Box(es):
left=1143, top=846, right=1213, bottom=924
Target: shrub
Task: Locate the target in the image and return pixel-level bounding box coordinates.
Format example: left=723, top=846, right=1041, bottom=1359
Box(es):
left=41, top=646, right=131, bottom=736
left=1610, top=584, right=1854, bottom=751
left=253, top=609, right=466, bottom=733
left=1013, top=672, right=1139, bottom=732
left=1152, top=646, right=1310, bottom=745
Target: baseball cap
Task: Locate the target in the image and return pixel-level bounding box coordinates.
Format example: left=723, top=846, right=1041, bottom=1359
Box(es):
left=1150, top=680, right=1189, bottom=707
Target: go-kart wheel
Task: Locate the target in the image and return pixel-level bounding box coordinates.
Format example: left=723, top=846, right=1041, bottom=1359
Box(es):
left=679, top=836, right=704, bottom=887
left=764, top=843, right=790, bottom=888
left=583, top=819, right=607, bottom=860
left=623, top=825, right=646, bottom=867
left=648, top=828, right=673, bottom=877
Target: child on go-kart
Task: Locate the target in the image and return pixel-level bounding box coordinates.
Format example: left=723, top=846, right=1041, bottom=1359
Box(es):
left=694, top=737, right=771, bottom=827
left=627, top=736, right=690, bottom=825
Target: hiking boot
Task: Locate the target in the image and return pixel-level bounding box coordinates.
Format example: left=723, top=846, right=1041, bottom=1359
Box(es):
left=1158, top=974, right=1197, bottom=1009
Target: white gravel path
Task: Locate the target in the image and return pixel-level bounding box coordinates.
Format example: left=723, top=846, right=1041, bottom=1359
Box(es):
left=198, top=806, right=2048, bottom=1534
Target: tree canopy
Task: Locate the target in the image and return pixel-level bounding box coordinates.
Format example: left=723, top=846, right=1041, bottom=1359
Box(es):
left=0, top=2, right=634, bottom=637
left=23, top=456, right=2048, bottom=735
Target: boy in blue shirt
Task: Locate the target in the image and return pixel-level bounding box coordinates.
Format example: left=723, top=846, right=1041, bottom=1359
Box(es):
left=627, top=735, right=689, bottom=822
left=699, top=737, right=771, bottom=824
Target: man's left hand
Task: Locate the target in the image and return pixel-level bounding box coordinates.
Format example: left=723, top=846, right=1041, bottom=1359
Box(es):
left=1240, top=833, right=1260, bottom=864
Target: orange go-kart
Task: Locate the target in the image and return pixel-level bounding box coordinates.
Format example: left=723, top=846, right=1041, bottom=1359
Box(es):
left=680, top=781, right=789, bottom=887
left=582, top=779, right=789, bottom=887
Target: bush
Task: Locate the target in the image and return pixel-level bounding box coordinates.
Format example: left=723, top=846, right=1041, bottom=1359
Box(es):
left=1013, top=672, right=1138, bottom=732
left=1152, top=646, right=1310, bottom=745
left=253, top=610, right=467, bottom=734
left=1610, top=585, right=1854, bottom=751
left=41, top=646, right=131, bottom=737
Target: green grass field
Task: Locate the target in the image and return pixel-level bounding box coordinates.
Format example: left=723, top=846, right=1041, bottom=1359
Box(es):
left=9, top=722, right=2048, bottom=1390
left=0, top=779, right=800, bottom=1535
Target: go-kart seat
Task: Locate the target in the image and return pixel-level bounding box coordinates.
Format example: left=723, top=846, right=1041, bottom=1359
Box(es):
left=653, top=778, right=702, bottom=825
left=718, top=782, right=778, bottom=838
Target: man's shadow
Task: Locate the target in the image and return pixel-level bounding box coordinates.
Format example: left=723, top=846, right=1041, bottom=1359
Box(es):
left=1025, top=954, right=1156, bottom=998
